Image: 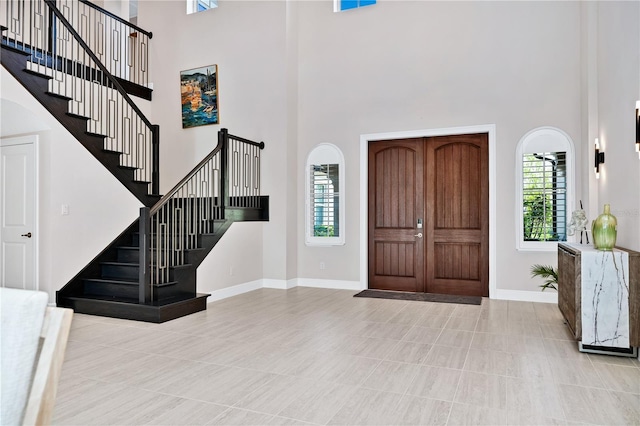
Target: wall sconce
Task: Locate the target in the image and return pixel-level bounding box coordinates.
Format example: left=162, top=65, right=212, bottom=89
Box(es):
left=636, top=101, right=639, bottom=157
left=594, top=138, right=605, bottom=179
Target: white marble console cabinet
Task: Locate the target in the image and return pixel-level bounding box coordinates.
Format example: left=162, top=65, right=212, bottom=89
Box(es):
left=557, top=243, right=639, bottom=355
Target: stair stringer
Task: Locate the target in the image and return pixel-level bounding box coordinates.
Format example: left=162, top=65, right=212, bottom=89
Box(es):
left=0, top=44, right=160, bottom=207
left=56, top=200, right=269, bottom=323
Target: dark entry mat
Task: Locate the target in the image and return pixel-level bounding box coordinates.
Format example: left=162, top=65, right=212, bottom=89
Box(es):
left=353, top=289, right=482, bottom=305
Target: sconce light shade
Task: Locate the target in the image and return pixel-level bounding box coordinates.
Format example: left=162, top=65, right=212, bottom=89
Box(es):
left=636, top=101, right=639, bottom=155
left=595, top=138, right=605, bottom=179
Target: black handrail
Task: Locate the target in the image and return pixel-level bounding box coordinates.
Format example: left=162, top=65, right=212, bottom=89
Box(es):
left=149, top=129, right=264, bottom=214
left=150, top=145, right=223, bottom=215
left=78, top=0, right=152, bottom=38
left=229, top=133, right=266, bottom=149
left=44, top=0, right=154, bottom=131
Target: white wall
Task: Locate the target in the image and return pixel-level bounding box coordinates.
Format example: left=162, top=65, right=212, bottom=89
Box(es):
left=295, top=1, right=583, bottom=293
left=0, top=69, right=142, bottom=304
left=196, top=222, right=263, bottom=294
left=135, top=0, right=591, bottom=296
left=12, top=0, right=634, bottom=302
left=594, top=1, right=640, bottom=252
left=137, top=1, right=290, bottom=288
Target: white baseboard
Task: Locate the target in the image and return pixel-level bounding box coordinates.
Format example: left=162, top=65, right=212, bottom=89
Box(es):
left=206, top=278, right=364, bottom=303
left=207, top=279, right=263, bottom=302
left=207, top=279, right=553, bottom=304
left=296, top=278, right=363, bottom=291
left=261, top=278, right=362, bottom=291
left=493, top=289, right=558, bottom=304
left=262, top=279, right=297, bottom=290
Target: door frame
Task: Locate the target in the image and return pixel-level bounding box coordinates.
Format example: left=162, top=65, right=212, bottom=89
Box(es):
left=360, top=125, right=496, bottom=297
left=0, top=134, right=40, bottom=291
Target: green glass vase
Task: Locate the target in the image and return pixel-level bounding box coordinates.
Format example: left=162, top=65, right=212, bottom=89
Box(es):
left=592, top=204, right=617, bottom=251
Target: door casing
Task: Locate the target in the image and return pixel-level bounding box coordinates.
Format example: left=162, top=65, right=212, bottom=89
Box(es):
left=360, top=125, right=496, bottom=297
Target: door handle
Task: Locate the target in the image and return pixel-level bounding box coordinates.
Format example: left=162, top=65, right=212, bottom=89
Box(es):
left=414, top=233, right=423, bottom=238
left=21, top=232, right=32, bottom=238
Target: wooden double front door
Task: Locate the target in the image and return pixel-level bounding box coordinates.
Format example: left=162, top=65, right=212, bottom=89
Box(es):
left=368, top=134, right=489, bottom=297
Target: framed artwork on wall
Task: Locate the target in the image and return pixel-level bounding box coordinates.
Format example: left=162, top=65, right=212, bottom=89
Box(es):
left=181, top=64, right=218, bottom=128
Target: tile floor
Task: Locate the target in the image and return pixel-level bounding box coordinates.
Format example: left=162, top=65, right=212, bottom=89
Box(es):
left=53, top=287, right=640, bottom=425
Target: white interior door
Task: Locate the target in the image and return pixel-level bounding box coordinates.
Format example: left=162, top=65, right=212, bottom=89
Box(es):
left=1, top=135, right=37, bottom=290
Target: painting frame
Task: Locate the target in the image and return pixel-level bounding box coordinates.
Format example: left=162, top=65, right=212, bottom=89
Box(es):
left=181, top=64, right=219, bottom=129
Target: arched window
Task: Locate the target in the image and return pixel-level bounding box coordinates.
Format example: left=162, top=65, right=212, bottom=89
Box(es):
left=305, top=144, right=345, bottom=246
left=515, top=127, right=575, bottom=251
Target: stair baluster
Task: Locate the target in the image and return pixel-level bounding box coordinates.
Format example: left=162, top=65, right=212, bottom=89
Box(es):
left=139, top=129, right=265, bottom=299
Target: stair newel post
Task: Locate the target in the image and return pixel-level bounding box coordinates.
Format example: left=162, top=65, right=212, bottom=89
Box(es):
left=152, top=124, right=160, bottom=195
left=219, top=128, right=229, bottom=219
left=139, top=207, right=152, bottom=303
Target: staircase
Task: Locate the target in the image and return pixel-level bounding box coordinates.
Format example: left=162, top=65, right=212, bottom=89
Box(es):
left=1, top=0, right=269, bottom=322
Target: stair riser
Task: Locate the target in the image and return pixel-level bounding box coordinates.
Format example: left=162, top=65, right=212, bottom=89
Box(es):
left=101, top=264, right=139, bottom=280
left=85, top=281, right=138, bottom=299
left=84, top=280, right=183, bottom=300
left=117, top=248, right=139, bottom=263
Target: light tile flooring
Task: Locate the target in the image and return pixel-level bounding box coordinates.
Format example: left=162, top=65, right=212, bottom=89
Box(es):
left=53, top=288, right=640, bottom=425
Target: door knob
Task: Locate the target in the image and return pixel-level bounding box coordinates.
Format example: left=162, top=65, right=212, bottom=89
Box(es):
left=414, top=233, right=423, bottom=238
left=21, top=232, right=32, bottom=238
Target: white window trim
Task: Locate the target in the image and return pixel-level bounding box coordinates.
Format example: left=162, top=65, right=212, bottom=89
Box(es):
left=305, top=143, right=345, bottom=246
left=515, top=127, right=575, bottom=252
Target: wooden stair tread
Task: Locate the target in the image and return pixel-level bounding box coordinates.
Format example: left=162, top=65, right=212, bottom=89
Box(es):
left=22, top=68, right=52, bottom=79
left=86, top=131, right=107, bottom=139
left=65, top=112, right=90, bottom=121
left=62, top=292, right=208, bottom=306
left=85, top=278, right=138, bottom=285
left=101, top=261, right=138, bottom=266
left=45, top=91, right=72, bottom=101
left=84, top=278, right=179, bottom=287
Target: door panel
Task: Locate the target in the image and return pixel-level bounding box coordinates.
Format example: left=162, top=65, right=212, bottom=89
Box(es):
left=434, top=243, right=480, bottom=280
left=426, top=134, right=488, bottom=297
left=1, top=137, right=36, bottom=290
left=368, top=140, right=424, bottom=292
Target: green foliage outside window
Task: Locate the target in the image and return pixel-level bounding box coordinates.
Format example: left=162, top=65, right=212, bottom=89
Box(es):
left=522, top=152, right=566, bottom=242
left=314, top=225, right=335, bottom=237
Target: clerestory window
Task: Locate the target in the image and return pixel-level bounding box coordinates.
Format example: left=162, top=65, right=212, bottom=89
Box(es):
left=334, top=0, right=376, bottom=12
left=187, top=0, right=217, bottom=14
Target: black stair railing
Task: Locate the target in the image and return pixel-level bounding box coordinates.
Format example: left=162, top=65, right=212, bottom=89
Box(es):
left=63, top=0, right=151, bottom=87
left=1, top=0, right=159, bottom=194
left=139, top=129, right=265, bottom=303
left=2, top=0, right=151, bottom=87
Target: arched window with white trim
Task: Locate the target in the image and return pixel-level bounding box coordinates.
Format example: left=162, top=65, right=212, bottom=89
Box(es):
left=306, top=144, right=345, bottom=246
left=515, top=127, right=575, bottom=251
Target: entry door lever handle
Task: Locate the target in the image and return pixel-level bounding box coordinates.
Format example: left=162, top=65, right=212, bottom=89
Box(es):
left=21, top=232, right=32, bottom=238
left=414, top=233, right=423, bottom=238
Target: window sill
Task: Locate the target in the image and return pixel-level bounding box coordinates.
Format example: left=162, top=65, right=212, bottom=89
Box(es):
left=517, top=241, right=562, bottom=252
left=305, top=239, right=345, bottom=247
